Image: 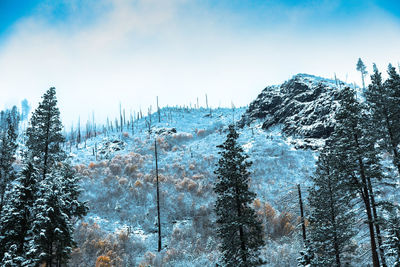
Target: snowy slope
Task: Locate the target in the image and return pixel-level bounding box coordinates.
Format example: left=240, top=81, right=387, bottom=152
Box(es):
left=67, top=107, right=317, bottom=266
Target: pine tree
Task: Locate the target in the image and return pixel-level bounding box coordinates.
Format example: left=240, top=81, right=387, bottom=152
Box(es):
left=383, top=207, right=400, bottom=267
left=330, top=87, right=387, bottom=267
left=214, top=125, right=265, bottom=266
left=0, top=163, right=38, bottom=265
left=0, top=114, right=18, bottom=213
left=297, top=241, right=314, bottom=266
left=356, top=58, right=368, bottom=91
left=1, top=245, right=19, bottom=267
left=16, top=88, right=87, bottom=266
left=26, top=87, right=65, bottom=180
left=307, top=149, right=356, bottom=266
left=365, top=64, right=400, bottom=175
left=27, top=171, right=76, bottom=266
left=58, top=164, right=88, bottom=220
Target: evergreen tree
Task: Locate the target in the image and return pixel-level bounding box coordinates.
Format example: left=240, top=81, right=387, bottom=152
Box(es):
left=0, top=163, right=38, bottom=265
left=26, top=87, right=65, bottom=180
left=330, top=87, right=387, bottom=267
left=307, top=149, right=356, bottom=266
left=214, top=125, right=265, bottom=266
left=58, top=164, right=88, bottom=220
left=383, top=207, right=400, bottom=267
left=27, top=170, right=76, bottom=266
left=365, top=64, right=400, bottom=175
left=5, top=87, right=88, bottom=266
left=297, top=241, right=314, bottom=266
left=356, top=58, right=368, bottom=91
left=1, top=245, right=19, bottom=267
left=0, top=114, right=18, bottom=213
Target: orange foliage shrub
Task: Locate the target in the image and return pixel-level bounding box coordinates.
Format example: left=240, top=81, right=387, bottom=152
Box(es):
left=272, top=212, right=295, bottom=238
left=253, top=198, right=261, bottom=209
left=96, top=255, right=111, bottom=267
left=157, top=136, right=169, bottom=150
left=89, top=162, right=96, bottom=169
left=134, top=180, right=143, bottom=187
left=71, top=222, right=127, bottom=266
left=176, top=177, right=197, bottom=192
left=264, top=203, right=276, bottom=222
left=172, top=132, right=193, bottom=141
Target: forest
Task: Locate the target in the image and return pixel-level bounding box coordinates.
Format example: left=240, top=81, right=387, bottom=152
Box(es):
left=0, top=61, right=399, bottom=266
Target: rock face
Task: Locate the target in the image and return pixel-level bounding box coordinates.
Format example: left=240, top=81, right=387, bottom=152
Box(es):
left=239, top=74, right=346, bottom=147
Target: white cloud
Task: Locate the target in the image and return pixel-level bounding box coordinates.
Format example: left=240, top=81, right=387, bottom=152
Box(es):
left=0, top=0, right=399, bottom=126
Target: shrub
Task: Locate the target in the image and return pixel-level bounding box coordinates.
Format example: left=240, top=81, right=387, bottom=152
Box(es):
left=272, top=212, right=295, bottom=238
left=139, top=251, right=156, bottom=266
left=265, top=203, right=276, bottom=222
left=118, top=177, right=128, bottom=185
left=124, top=164, right=137, bottom=175
left=172, top=132, right=193, bottom=142
left=96, top=255, right=111, bottom=267
left=109, top=163, right=122, bottom=175
left=72, top=222, right=143, bottom=266
left=192, top=174, right=204, bottom=180
left=196, top=129, right=206, bottom=137
left=176, top=177, right=197, bottom=192
left=253, top=198, right=261, bottom=209
left=134, top=180, right=143, bottom=187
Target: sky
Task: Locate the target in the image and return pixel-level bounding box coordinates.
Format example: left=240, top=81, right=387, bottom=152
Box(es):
left=1, top=0, right=400, bottom=126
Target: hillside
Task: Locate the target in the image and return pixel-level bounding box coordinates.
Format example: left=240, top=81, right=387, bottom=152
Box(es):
left=68, top=106, right=317, bottom=266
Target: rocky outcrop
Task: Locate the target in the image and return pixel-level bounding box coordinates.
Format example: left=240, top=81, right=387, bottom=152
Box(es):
left=239, top=74, right=347, bottom=147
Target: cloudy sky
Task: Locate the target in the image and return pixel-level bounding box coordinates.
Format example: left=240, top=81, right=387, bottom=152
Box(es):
left=1, top=0, right=400, bottom=126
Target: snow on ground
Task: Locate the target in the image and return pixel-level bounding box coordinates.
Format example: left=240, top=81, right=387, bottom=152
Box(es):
left=68, top=107, right=318, bottom=266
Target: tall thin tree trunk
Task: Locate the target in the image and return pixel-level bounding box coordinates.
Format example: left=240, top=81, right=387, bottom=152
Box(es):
left=297, top=184, right=307, bottom=243
left=155, top=140, right=161, bottom=252
left=235, top=182, right=247, bottom=263
left=354, top=134, right=380, bottom=267
left=327, top=170, right=341, bottom=267
left=43, top=110, right=51, bottom=181
left=367, top=177, right=387, bottom=267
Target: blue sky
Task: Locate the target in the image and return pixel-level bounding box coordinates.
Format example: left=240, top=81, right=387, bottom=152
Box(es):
left=1, top=0, right=400, bottom=125
left=2, top=0, right=399, bottom=34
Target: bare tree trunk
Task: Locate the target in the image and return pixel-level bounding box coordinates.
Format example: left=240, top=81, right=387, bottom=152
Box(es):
left=297, top=184, right=307, bottom=243
left=155, top=140, right=162, bottom=252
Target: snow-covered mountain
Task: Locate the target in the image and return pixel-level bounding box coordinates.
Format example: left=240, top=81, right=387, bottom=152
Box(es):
left=239, top=74, right=349, bottom=149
